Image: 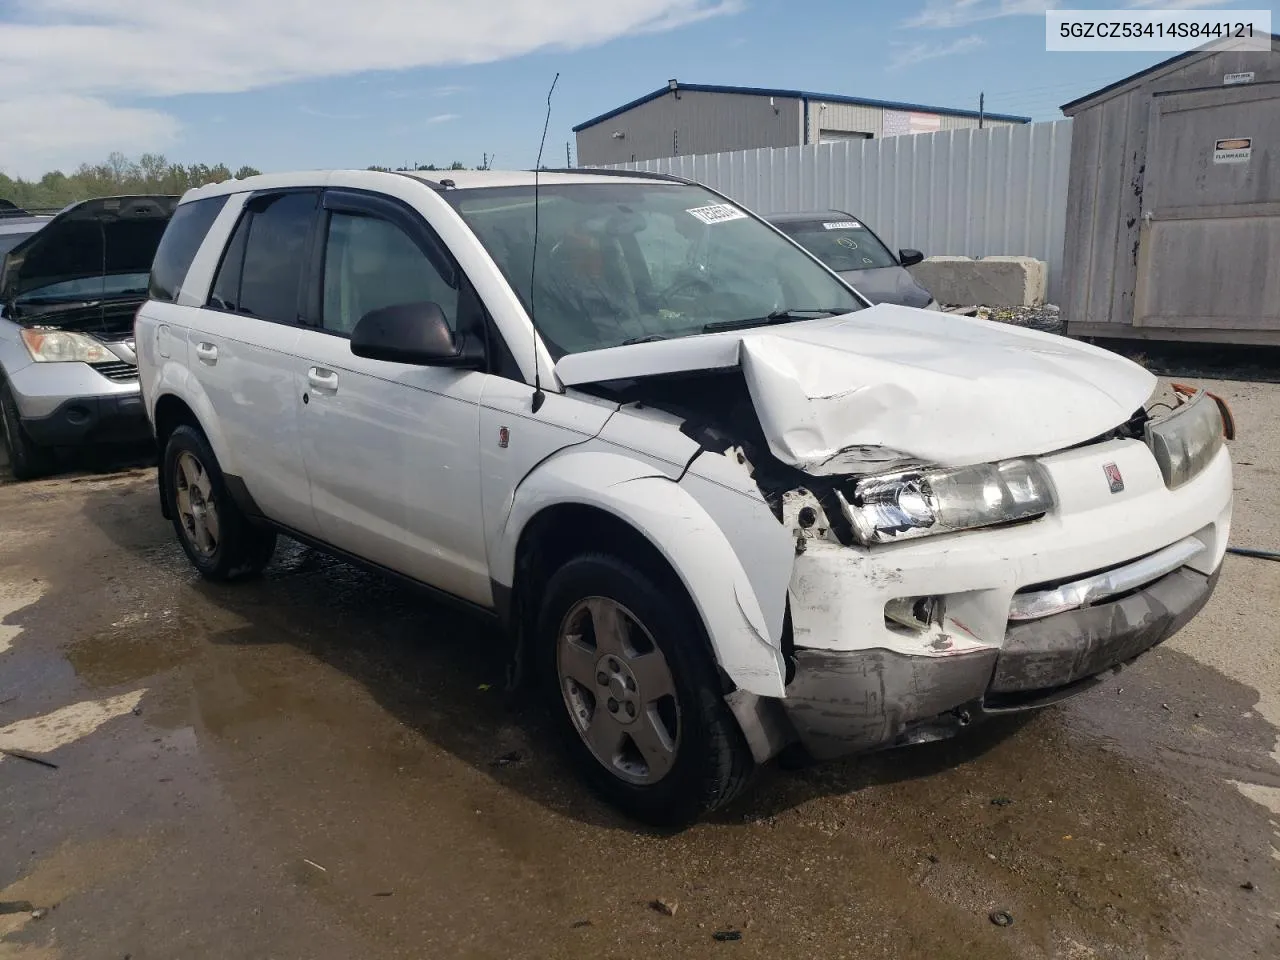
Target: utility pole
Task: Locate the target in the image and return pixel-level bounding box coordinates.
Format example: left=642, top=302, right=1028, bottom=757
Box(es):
left=566, top=141, right=572, bottom=167
left=978, top=92, right=985, bottom=129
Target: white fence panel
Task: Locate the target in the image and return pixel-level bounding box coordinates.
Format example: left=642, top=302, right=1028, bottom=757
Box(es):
left=598, top=119, right=1073, bottom=303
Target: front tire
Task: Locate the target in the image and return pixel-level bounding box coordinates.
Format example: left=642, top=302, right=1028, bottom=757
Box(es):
left=0, top=378, right=55, bottom=481
left=162, top=425, right=276, bottom=580
left=537, top=552, right=753, bottom=827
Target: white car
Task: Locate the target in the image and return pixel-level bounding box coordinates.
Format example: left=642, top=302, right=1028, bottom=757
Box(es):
left=135, top=169, right=1233, bottom=826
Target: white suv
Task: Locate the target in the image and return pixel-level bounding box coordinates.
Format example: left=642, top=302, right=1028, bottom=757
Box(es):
left=136, top=169, right=1233, bottom=825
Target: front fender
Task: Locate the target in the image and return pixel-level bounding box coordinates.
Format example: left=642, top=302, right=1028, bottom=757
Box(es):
left=496, top=449, right=787, bottom=698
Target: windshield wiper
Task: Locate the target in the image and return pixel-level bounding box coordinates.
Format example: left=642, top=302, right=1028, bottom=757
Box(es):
left=621, top=334, right=669, bottom=345
left=702, top=308, right=845, bottom=333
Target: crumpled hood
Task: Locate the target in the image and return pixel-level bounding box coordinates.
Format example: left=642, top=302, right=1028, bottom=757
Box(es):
left=555, top=303, right=1156, bottom=473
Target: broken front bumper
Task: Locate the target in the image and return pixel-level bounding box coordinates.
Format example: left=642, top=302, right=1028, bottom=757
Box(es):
left=782, top=564, right=1220, bottom=759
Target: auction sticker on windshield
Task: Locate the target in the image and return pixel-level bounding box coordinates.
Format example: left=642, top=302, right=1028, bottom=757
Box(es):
left=687, top=203, right=748, bottom=225
left=822, top=221, right=862, bottom=230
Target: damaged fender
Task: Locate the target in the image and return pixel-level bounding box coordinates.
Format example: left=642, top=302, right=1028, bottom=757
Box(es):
left=493, top=449, right=789, bottom=698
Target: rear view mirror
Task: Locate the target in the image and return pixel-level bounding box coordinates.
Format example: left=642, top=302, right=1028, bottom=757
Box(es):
left=350, top=302, right=483, bottom=368
left=898, top=249, right=925, bottom=267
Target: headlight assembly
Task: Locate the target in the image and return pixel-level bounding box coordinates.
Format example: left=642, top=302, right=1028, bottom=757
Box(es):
left=1145, top=389, right=1224, bottom=489
left=839, top=458, right=1056, bottom=546
left=19, top=328, right=114, bottom=364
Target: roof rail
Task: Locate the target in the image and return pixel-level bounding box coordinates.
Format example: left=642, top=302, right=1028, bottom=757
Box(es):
left=538, top=167, right=691, bottom=184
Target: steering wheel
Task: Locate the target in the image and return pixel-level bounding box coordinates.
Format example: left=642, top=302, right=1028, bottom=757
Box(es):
left=661, top=269, right=715, bottom=302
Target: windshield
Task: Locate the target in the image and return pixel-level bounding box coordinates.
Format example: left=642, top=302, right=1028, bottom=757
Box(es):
left=0, top=230, right=39, bottom=259
left=445, top=183, right=862, bottom=356
left=15, top=272, right=150, bottom=303
left=773, top=218, right=898, bottom=272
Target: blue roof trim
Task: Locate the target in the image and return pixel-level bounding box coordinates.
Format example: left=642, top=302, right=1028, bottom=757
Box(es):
left=571, top=83, right=1031, bottom=132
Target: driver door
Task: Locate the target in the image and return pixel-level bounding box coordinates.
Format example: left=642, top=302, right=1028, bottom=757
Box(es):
left=293, top=189, right=490, bottom=606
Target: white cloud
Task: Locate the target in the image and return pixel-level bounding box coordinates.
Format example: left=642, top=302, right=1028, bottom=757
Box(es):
left=903, top=0, right=1058, bottom=29
left=0, top=95, right=178, bottom=177
left=890, top=34, right=986, bottom=69
left=0, top=0, right=740, bottom=176
left=427, top=113, right=460, bottom=123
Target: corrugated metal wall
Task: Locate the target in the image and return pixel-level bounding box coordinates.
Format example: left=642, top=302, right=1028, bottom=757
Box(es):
left=575, top=90, right=803, bottom=166
left=808, top=101, right=882, bottom=139
left=598, top=119, right=1074, bottom=302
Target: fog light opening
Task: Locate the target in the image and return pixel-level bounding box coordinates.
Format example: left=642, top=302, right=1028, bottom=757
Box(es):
left=884, top=595, right=943, bottom=632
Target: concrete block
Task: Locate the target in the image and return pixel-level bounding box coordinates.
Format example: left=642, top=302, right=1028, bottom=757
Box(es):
left=908, top=256, right=1047, bottom=307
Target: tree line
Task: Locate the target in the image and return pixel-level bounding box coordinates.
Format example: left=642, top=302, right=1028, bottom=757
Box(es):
left=0, top=153, right=262, bottom=212
left=2, top=153, right=503, bottom=213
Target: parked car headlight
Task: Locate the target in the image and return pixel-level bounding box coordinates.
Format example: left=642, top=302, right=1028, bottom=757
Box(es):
left=1144, top=390, right=1223, bottom=489
left=19, top=328, right=113, bottom=364
left=839, top=458, right=1055, bottom=546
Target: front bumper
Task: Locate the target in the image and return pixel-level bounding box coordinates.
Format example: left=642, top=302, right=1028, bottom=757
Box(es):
left=20, top=393, right=150, bottom=446
left=783, top=564, right=1220, bottom=759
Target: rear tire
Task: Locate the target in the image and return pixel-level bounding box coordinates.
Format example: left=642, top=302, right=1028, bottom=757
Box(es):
left=162, top=425, right=276, bottom=580
left=0, top=378, right=55, bottom=481
left=537, top=552, right=753, bottom=827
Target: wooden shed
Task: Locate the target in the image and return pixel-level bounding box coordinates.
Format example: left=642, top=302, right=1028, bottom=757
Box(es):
left=1060, top=36, right=1280, bottom=345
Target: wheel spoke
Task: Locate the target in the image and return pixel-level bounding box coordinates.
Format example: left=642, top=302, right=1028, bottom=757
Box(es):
left=585, top=598, right=628, bottom=657
left=174, top=486, right=192, bottom=519
left=631, top=708, right=677, bottom=780
left=627, top=650, right=674, bottom=701
left=191, top=461, right=213, bottom=500
left=190, top=514, right=213, bottom=554
left=583, top=706, right=626, bottom=764
left=559, top=637, right=599, bottom=689
left=202, top=501, right=221, bottom=546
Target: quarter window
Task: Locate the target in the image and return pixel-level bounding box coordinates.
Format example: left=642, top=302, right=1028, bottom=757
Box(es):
left=148, top=195, right=228, bottom=302
left=320, top=212, right=460, bottom=335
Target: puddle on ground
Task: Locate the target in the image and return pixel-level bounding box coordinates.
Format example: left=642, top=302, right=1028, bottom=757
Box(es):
left=2, top=470, right=1278, bottom=960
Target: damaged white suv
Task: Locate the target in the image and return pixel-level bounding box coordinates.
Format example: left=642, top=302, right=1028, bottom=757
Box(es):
left=135, top=169, right=1232, bottom=825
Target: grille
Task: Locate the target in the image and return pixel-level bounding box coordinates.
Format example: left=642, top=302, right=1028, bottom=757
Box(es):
left=91, top=360, right=139, bottom=382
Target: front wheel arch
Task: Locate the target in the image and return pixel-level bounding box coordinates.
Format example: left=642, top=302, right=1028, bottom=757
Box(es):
left=511, top=503, right=726, bottom=691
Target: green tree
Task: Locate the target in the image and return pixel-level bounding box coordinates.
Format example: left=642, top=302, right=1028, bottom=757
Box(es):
left=0, top=153, right=263, bottom=210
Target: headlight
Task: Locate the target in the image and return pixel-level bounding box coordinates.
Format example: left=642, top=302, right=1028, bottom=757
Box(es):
left=19, top=328, right=114, bottom=364
left=839, top=458, right=1055, bottom=546
left=1144, top=390, right=1223, bottom=489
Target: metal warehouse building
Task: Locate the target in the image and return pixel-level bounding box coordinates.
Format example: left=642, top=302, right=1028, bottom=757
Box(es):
left=573, top=80, right=1029, bottom=166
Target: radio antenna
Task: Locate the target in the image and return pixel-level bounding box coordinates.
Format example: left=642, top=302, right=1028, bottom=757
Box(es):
left=528, top=71, right=559, bottom=414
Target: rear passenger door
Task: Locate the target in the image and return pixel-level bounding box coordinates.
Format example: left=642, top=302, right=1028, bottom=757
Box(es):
left=188, top=190, right=319, bottom=535
left=292, top=189, right=490, bottom=606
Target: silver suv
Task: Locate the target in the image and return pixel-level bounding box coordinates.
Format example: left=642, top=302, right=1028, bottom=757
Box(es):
left=0, top=195, right=176, bottom=478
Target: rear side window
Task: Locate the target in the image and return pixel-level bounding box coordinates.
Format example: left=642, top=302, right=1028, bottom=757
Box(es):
left=148, top=196, right=229, bottom=302
left=208, top=191, right=317, bottom=322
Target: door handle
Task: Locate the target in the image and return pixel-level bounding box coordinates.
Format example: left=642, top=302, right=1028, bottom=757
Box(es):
left=195, top=342, right=218, bottom=364
left=307, top=367, right=339, bottom=392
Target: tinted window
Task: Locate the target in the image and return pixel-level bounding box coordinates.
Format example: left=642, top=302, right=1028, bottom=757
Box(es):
left=321, top=212, right=459, bottom=335
left=446, top=183, right=862, bottom=357
left=208, top=213, right=250, bottom=311
left=148, top=196, right=228, bottom=302
left=235, top=192, right=317, bottom=322
left=773, top=218, right=898, bottom=271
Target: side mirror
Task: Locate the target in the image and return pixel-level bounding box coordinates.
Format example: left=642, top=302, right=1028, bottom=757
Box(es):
left=898, top=249, right=925, bottom=267
left=350, top=301, right=483, bottom=368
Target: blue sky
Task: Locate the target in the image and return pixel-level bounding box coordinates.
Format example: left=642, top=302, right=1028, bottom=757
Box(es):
left=0, top=0, right=1270, bottom=177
